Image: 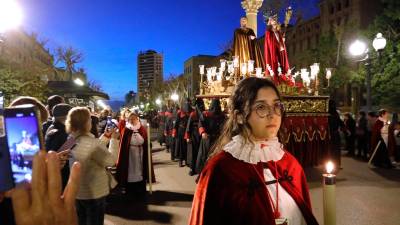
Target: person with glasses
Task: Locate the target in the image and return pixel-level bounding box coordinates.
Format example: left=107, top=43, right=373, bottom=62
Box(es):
left=189, top=77, right=318, bottom=225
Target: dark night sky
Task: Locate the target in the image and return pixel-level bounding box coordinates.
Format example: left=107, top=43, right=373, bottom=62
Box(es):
left=21, top=0, right=319, bottom=100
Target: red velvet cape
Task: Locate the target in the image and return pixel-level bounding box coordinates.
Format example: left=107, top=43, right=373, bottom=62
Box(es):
left=116, top=121, right=156, bottom=186
left=189, top=151, right=319, bottom=225
left=264, top=28, right=290, bottom=83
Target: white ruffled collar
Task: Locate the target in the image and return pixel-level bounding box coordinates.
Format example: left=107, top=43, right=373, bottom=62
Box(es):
left=223, top=135, right=285, bottom=164
left=126, top=122, right=141, bottom=131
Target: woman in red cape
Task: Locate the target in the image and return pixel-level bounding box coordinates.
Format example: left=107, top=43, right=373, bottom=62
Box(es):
left=189, top=77, right=319, bottom=225
left=116, top=110, right=155, bottom=196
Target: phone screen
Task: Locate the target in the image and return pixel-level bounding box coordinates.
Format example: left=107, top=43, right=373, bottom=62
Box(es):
left=4, top=107, right=42, bottom=184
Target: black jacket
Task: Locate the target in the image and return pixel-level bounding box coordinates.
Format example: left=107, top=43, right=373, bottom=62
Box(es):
left=44, top=121, right=70, bottom=189
left=45, top=121, right=68, bottom=151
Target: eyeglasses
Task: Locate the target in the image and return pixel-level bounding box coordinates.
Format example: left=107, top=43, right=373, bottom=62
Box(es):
left=252, top=102, right=284, bottom=118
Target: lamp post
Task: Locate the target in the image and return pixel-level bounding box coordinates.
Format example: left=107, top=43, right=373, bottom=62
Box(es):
left=349, top=33, right=386, bottom=111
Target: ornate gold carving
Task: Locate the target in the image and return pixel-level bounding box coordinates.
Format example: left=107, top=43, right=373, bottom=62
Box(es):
left=282, top=96, right=329, bottom=114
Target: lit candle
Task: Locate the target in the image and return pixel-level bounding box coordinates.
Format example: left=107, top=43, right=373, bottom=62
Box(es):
left=247, top=60, right=254, bottom=74
left=240, top=63, right=247, bottom=76
left=199, top=65, right=204, bottom=88
left=326, top=68, right=332, bottom=87
left=206, top=67, right=212, bottom=82
left=227, top=61, right=234, bottom=74
left=220, top=59, right=226, bottom=72
left=211, top=67, right=217, bottom=80
left=217, top=69, right=222, bottom=81
left=233, top=56, right=239, bottom=68
left=199, top=65, right=205, bottom=75
left=255, top=67, right=262, bottom=78
left=147, top=123, right=152, bottom=194
left=323, top=161, right=336, bottom=225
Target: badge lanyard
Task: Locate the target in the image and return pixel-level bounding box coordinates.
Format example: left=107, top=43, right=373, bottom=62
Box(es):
left=267, top=161, right=281, bottom=219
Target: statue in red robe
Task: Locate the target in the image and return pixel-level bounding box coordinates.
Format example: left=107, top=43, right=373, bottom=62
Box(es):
left=264, top=14, right=290, bottom=84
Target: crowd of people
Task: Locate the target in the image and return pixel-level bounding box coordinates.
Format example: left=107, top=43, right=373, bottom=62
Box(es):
left=328, top=100, right=400, bottom=169
left=0, top=78, right=399, bottom=225
left=155, top=98, right=227, bottom=176
left=0, top=95, right=155, bottom=225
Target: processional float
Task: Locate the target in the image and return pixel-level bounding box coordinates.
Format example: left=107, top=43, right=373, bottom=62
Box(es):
left=197, top=7, right=332, bottom=167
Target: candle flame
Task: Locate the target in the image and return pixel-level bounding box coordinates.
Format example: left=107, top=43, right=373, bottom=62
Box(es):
left=326, top=161, right=334, bottom=174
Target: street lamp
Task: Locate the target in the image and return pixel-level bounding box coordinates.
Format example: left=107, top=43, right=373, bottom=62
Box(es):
left=349, top=33, right=387, bottom=111
left=349, top=40, right=367, bottom=57
left=0, top=0, right=23, bottom=33
left=74, top=78, right=84, bottom=86
left=372, top=33, right=387, bottom=55
left=155, top=98, right=161, bottom=106
left=170, top=93, right=179, bottom=102
left=97, top=100, right=107, bottom=109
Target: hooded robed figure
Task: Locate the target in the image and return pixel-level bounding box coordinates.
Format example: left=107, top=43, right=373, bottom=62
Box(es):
left=157, top=105, right=168, bottom=145
left=233, top=17, right=265, bottom=72
left=196, top=99, right=226, bottom=173
left=164, top=106, right=175, bottom=155
left=173, top=99, right=193, bottom=167
left=185, top=98, right=206, bottom=175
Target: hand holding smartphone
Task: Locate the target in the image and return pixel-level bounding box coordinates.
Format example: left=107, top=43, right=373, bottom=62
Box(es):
left=0, top=104, right=43, bottom=191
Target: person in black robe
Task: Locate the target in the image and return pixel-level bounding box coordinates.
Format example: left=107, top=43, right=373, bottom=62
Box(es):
left=344, top=113, right=356, bottom=156
left=185, top=98, right=206, bottom=175
left=173, top=100, right=192, bottom=167
left=328, top=100, right=344, bottom=169
left=164, top=107, right=175, bottom=156
left=157, top=105, right=167, bottom=145
left=356, top=111, right=368, bottom=159
left=196, top=99, right=226, bottom=173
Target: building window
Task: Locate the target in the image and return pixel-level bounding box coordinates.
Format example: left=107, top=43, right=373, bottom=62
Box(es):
left=330, top=4, right=334, bottom=14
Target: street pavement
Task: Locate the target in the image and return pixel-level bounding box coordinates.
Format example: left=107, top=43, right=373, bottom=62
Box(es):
left=105, top=142, right=400, bottom=225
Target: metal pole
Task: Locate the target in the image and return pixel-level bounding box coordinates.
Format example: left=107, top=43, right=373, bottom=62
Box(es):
left=365, top=56, right=372, bottom=111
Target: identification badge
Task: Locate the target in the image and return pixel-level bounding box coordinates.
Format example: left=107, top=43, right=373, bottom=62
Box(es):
left=275, top=218, right=289, bottom=225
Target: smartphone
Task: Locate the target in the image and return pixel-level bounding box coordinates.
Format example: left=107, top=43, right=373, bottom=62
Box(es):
left=2, top=104, right=44, bottom=188
left=57, top=137, right=76, bottom=152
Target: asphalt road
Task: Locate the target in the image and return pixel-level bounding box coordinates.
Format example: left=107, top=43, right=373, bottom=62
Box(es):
left=105, top=142, right=400, bottom=225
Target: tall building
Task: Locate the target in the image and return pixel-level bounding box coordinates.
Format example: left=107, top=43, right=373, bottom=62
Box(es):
left=184, top=55, right=220, bottom=97
left=137, top=50, right=163, bottom=100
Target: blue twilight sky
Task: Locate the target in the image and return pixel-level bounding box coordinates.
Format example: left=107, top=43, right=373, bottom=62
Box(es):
left=21, top=0, right=319, bottom=101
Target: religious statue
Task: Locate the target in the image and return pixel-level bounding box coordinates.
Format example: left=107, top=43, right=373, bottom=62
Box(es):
left=264, top=11, right=291, bottom=84
left=232, top=17, right=265, bottom=74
